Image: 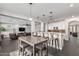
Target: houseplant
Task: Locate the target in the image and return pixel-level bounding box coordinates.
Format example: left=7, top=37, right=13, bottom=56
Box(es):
left=0, top=26, right=6, bottom=32
left=0, top=25, right=6, bottom=40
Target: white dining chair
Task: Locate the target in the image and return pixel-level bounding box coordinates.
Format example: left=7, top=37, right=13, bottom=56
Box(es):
left=53, top=34, right=60, bottom=50
left=32, top=32, right=37, bottom=36
left=37, top=32, right=41, bottom=37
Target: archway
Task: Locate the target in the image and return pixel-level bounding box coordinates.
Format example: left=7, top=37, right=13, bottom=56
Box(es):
left=68, top=21, right=79, bottom=40
left=64, top=17, right=79, bottom=40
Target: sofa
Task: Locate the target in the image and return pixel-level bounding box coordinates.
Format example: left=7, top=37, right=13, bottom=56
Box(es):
left=9, top=33, right=18, bottom=40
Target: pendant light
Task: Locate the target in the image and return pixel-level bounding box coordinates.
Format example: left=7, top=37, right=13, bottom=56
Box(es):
left=49, top=11, right=53, bottom=20
left=29, top=3, right=33, bottom=21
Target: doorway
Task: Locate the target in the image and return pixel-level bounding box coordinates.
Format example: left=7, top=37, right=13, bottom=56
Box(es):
left=69, top=21, right=79, bottom=39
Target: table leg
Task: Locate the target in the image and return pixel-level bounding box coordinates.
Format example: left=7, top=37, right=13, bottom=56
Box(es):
left=46, top=41, right=48, bottom=56
left=33, top=45, right=35, bottom=56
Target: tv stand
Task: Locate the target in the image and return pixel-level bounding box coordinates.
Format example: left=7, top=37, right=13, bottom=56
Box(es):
left=18, top=32, right=31, bottom=37
left=18, top=32, right=26, bottom=36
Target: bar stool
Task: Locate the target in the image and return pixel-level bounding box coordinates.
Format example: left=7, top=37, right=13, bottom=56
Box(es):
left=50, top=33, right=54, bottom=46
left=53, top=34, right=59, bottom=50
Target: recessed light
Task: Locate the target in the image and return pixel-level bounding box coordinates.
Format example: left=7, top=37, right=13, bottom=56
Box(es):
left=49, top=11, right=53, bottom=14
left=37, top=16, right=40, bottom=18
left=49, top=16, right=53, bottom=17
left=42, top=14, right=45, bottom=16
left=69, top=4, right=74, bottom=7
left=72, top=16, right=74, bottom=17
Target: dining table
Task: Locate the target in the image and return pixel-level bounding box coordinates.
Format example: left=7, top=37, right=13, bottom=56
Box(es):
left=18, top=36, right=48, bottom=56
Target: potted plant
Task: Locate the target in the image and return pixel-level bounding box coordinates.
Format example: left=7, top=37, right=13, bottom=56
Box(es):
left=0, top=25, right=6, bottom=40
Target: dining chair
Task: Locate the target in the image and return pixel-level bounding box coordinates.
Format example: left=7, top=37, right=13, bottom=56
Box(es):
left=37, top=32, right=42, bottom=37
left=18, top=40, right=29, bottom=56
left=36, top=42, right=48, bottom=56
left=43, top=33, right=49, bottom=38
left=43, top=33, right=50, bottom=45
left=36, top=34, right=49, bottom=56
left=24, top=46, right=40, bottom=56
left=32, top=32, right=37, bottom=36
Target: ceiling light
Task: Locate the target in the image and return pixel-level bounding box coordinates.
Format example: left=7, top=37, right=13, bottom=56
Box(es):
left=72, top=15, right=74, bottom=17
left=49, top=16, right=53, bottom=17
left=69, top=4, right=74, bottom=7
left=42, top=14, right=45, bottom=16
left=29, top=18, right=32, bottom=21
left=37, top=16, right=40, bottom=18
left=49, top=11, right=53, bottom=14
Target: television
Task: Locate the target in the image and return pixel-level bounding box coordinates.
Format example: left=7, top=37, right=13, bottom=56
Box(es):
left=19, top=27, right=25, bottom=31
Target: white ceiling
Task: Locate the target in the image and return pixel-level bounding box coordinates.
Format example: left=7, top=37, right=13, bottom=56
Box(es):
left=0, top=3, right=79, bottom=22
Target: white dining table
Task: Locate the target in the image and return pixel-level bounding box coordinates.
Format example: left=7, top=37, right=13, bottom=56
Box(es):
left=19, top=36, right=48, bottom=56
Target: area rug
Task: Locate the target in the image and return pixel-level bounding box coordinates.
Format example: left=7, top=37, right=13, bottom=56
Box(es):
left=9, top=50, right=52, bottom=56
left=9, top=50, right=19, bottom=56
